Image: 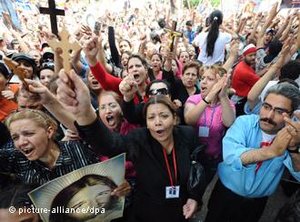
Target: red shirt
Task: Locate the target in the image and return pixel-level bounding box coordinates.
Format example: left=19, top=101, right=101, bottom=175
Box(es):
left=90, top=62, right=148, bottom=104
left=0, top=84, right=19, bottom=121
left=232, top=61, right=260, bottom=97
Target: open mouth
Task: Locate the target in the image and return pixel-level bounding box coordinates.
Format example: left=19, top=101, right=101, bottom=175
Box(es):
left=106, top=115, right=115, bottom=126
left=156, top=129, right=164, bottom=135
left=22, top=148, right=34, bottom=156
left=133, top=74, right=139, bottom=80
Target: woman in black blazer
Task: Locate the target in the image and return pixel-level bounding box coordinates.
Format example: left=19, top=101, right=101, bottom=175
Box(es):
left=56, top=70, right=206, bottom=222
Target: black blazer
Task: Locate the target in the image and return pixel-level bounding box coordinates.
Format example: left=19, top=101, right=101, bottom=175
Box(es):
left=76, top=118, right=205, bottom=222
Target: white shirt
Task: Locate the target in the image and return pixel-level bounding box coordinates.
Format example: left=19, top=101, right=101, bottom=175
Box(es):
left=195, top=31, right=232, bottom=65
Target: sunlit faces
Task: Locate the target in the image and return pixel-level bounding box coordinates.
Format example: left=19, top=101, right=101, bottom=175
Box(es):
left=171, top=59, right=178, bottom=74
left=159, top=45, right=168, bottom=58
left=200, top=69, right=218, bottom=97
left=9, top=119, right=54, bottom=161
left=150, top=54, right=162, bottom=72
left=99, top=94, right=123, bottom=131
left=244, top=52, right=256, bottom=67
left=121, top=53, right=130, bottom=68
left=28, top=50, right=41, bottom=66
left=87, top=71, right=101, bottom=92
left=182, top=67, right=198, bottom=88
left=179, top=51, right=190, bottom=65
left=145, top=42, right=157, bottom=59
left=66, top=184, right=112, bottom=221
left=0, top=73, right=6, bottom=92
left=263, top=32, right=273, bottom=45
left=177, top=42, right=186, bottom=54
left=127, top=57, right=147, bottom=85
left=121, top=69, right=128, bottom=79
left=146, top=103, right=176, bottom=144
left=119, top=40, right=131, bottom=54
left=187, top=46, right=196, bottom=60
left=18, top=61, right=34, bottom=79
left=259, top=93, right=292, bottom=135
left=39, top=69, right=55, bottom=88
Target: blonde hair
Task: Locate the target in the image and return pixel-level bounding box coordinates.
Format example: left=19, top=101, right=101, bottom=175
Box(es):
left=5, top=110, right=58, bottom=137
left=201, top=64, right=227, bottom=77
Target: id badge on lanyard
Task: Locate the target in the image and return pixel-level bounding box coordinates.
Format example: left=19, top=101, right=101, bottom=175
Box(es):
left=198, top=107, right=216, bottom=138
left=165, top=186, right=180, bottom=198
left=162, top=147, right=180, bottom=199
left=199, top=126, right=209, bottom=137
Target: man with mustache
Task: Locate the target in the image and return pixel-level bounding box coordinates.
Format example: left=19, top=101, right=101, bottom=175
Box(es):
left=232, top=44, right=260, bottom=116
left=205, top=82, right=300, bottom=222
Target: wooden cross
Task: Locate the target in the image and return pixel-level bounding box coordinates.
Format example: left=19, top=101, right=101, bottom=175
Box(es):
left=164, top=21, right=183, bottom=52
left=3, top=57, right=29, bottom=90
left=39, top=0, right=65, bottom=36
left=47, top=25, right=81, bottom=73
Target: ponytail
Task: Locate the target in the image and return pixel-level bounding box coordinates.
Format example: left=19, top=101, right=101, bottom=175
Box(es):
left=206, top=10, right=223, bottom=57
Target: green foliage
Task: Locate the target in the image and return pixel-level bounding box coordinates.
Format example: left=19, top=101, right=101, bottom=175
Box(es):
left=185, top=0, right=221, bottom=8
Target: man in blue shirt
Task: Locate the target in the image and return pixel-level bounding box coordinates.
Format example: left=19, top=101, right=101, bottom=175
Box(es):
left=205, top=82, right=300, bottom=222
left=184, top=21, right=196, bottom=44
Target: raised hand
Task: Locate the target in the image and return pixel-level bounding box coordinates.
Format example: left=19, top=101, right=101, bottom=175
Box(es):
left=24, top=78, right=53, bottom=105
left=283, top=112, right=300, bottom=147
left=81, top=25, right=93, bottom=37
left=269, top=2, right=279, bottom=18
left=273, top=37, right=292, bottom=68
left=218, top=74, right=231, bottom=100
left=205, top=74, right=227, bottom=103
left=82, top=35, right=100, bottom=66
left=56, top=69, right=96, bottom=124
left=119, top=75, right=138, bottom=102
left=269, top=127, right=292, bottom=157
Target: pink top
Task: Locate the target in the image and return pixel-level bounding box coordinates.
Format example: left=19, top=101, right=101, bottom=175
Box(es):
left=176, top=59, right=183, bottom=79
left=186, top=94, right=235, bottom=157
left=156, top=71, right=163, bottom=80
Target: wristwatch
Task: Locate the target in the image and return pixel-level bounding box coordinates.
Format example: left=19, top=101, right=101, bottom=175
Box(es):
left=287, top=145, right=300, bottom=154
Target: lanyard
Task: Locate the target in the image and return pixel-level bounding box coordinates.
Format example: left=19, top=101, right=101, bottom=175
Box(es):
left=203, top=107, right=216, bottom=127
left=162, top=147, right=177, bottom=187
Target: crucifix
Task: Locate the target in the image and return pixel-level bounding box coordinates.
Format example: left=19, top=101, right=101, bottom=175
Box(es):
left=164, top=21, right=183, bottom=52
left=47, top=25, right=81, bottom=73
left=39, top=0, right=65, bottom=36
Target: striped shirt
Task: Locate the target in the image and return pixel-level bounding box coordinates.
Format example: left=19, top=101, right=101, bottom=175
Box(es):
left=0, top=140, right=99, bottom=185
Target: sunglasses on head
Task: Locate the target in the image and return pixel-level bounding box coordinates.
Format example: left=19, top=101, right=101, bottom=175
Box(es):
left=149, top=88, right=169, bottom=96
left=41, top=61, right=54, bottom=69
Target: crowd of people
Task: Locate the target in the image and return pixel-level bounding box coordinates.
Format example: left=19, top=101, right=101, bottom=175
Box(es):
left=0, top=0, right=300, bottom=221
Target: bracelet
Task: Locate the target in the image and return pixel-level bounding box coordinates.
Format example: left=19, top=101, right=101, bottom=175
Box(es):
left=202, top=97, right=210, bottom=105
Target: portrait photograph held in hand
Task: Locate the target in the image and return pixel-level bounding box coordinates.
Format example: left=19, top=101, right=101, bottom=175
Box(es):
left=28, top=154, right=125, bottom=222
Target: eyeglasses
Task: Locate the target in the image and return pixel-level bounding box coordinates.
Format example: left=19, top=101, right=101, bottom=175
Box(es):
left=148, top=88, right=169, bottom=96
left=261, top=102, right=292, bottom=116
left=99, top=102, right=118, bottom=111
